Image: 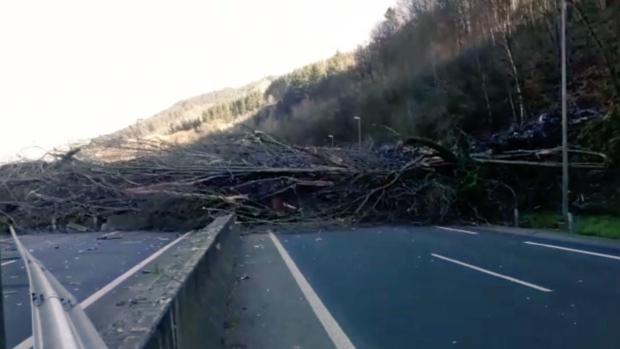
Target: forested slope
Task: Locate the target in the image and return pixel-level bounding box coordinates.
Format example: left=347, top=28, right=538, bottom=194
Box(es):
left=94, top=0, right=620, bottom=219
left=238, top=0, right=619, bottom=221
left=86, top=78, right=274, bottom=151
left=248, top=0, right=618, bottom=152
left=95, top=0, right=619, bottom=160
left=3, top=0, right=619, bottom=232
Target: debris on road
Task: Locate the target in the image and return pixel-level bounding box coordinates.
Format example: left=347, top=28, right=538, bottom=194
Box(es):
left=97, top=232, right=123, bottom=240
left=476, top=108, right=601, bottom=152
left=0, top=126, right=612, bottom=229
left=472, top=109, right=609, bottom=169
left=0, top=132, right=459, bottom=228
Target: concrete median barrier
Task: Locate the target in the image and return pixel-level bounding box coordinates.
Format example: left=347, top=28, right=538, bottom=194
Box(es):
left=90, top=214, right=239, bottom=349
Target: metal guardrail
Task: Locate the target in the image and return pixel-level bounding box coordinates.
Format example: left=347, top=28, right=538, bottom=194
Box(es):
left=10, top=226, right=108, bottom=349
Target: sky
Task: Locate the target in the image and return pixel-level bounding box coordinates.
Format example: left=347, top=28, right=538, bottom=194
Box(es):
left=0, top=0, right=394, bottom=162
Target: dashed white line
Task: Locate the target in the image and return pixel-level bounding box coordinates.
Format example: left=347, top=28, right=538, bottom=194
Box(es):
left=431, top=253, right=553, bottom=293
left=269, top=232, right=355, bottom=349
left=2, top=260, right=16, bottom=267
left=524, top=241, right=620, bottom=261
left=434, top=226, right=479, bottom=235
left=12, top=231, right=192, bottom=349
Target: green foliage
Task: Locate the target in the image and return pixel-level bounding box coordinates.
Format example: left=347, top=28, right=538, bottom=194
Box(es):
left=264, top=52, right=355, bottom=110
left=521, top=212, right=564, bottom=230
left=168, top=90, right=266, bottom=134
left=521, top=212, right=620, bottom=239
left=98, top=79, right=274, bottom=143
left=577, top=216, right=620, bottom=239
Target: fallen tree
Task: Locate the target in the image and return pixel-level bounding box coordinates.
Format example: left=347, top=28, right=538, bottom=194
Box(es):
left=0, top=132, right=459, bottom=230
left=1, top=108, right=613, bottom=232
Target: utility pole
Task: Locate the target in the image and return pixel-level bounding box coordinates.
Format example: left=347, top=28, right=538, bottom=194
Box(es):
left=561, top=0, right=571, bottom=230
left=353, top=116, right=361, bottom=149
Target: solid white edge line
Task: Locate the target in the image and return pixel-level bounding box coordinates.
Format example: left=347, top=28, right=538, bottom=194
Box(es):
left=434, top=226, right=479, bottom=235
left=524, top=241, right=620, bottom=261
left=269, top=232, right=356, bottom=349
left=12, top=231, right=192, bottom=349
left=431, top=253, right=552, bottom=293
left=2, top=260, right=16, bottom=267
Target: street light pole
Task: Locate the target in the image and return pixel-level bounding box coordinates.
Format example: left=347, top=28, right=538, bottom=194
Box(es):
left=353, top=116, right=361, bottom=149
left=561, top=0, right=570, bottom=228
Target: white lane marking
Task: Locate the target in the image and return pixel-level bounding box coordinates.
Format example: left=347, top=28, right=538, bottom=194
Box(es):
left=269, top=232, right=355, bottom=349
left=431, top=253, right=553, bottom=293
left=2, top=260, right=16, bottom=267
left=12, top=232, right=192, bottom=349
left=80, top=231, right=191, bottom=308
left=524, top=241, right=620, bottom=261
left=434, top=226, right=479, bottom=235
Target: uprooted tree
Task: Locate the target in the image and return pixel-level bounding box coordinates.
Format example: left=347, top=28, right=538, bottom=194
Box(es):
left=0, top=132, right=461, bottom=230
left=0, top=106, right=613, bottom=232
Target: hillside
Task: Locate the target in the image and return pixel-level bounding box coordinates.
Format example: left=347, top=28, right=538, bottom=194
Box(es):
left=2, top=0, right=619, bottom=232
left=80, top=0, right=620, bottom=218
left=89, top=0, right=619, bottom=154
left=246, top=1, right=619, bottom=148
left=81, top=77, right=275, bottom=159
left=238, top=0, right=620, bottom=219
left=80, top=53, right=357, bottom=160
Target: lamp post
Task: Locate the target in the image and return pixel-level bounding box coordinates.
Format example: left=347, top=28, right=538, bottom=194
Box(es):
left=561, top=0, right=571, bottom=231
left=353, top=116, right=361, bottom=149
left=328, top=134, right=334, bottom=147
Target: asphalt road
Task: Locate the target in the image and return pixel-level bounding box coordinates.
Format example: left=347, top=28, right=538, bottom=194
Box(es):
left=3, top=226, right=620, bottom=349
left=1, top=231, right=177, bottom=348
left=229, top=226, right=620, bottom=349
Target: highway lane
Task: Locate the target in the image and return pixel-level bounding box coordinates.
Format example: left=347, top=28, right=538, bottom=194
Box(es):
left=4, top=226, right=620, bottom=349
left=1, top=231, right=178, bottom=348
left=273, top=226, right=620, bottom=349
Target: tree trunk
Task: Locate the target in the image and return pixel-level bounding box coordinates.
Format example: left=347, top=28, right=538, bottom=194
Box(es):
left=573, top=2, right=620, bottom=98
left=502, top=32, right=526, bottom=125
left=506, top=79, right=518, bottom=126
left=475, top=52, right=494, bottom=125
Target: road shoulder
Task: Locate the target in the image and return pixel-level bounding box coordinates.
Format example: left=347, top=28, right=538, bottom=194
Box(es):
left=473, top=225, right=620, bottom=250
left=223, top=232, right=336, bottom=349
